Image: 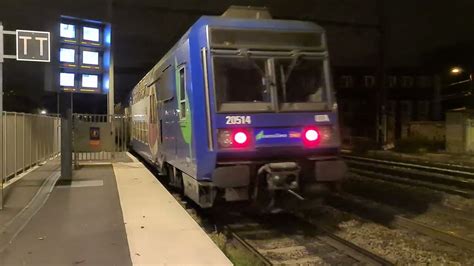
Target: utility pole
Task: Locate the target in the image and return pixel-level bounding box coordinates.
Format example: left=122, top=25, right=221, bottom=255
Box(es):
left=107, top=0, right=115, bottom=117
left=376, top=0, right=388, bottom=145
left=0, top=22, right=4, bottom=209
left=60, top=91, right=72, bottom=179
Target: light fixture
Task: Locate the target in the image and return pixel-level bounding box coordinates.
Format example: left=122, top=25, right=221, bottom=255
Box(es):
left=451, top=67, right=463, bottom=74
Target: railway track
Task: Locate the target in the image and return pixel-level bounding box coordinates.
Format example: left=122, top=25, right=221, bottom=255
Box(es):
left=224, top=212, right=393, bottom=265
left=343, top=154, right=474, bottom=198
left=171, top=190, right=392, bottom=265
left=325, top=193, right=474, bottom=252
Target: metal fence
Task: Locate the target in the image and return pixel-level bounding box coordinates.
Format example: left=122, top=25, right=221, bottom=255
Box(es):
left=72, top=114, right=129, bottom=163
left=2, top=112, right=61, bottom=183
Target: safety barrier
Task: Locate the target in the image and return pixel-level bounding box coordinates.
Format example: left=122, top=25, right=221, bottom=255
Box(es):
left=72, top=114, right=129, bottom=164
left=2, top=112, right=61, bottom=183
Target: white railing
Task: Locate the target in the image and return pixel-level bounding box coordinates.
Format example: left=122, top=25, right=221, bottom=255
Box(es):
left=2, top=112, right=61, bottom=183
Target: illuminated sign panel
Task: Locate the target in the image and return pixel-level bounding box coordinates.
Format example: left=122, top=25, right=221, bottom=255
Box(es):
left=60, top=73, right=75, bottom=87
left=82, top=74, right=99, bottom=88
left=16, top=30, right=51, bottom=62
left=82, top=50, right=99, bottom=65
left=60, top=23, right=76, bottom=39
left=60, top=48, right=75, bottom=63
left=58, top=16, right=111, bottom=94
left=83, top=26, right=100, bottom=42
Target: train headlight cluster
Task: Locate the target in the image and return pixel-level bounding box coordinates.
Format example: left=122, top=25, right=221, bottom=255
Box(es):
left=302, top=127, right=321, bottom=147
left=234, top=131, right=248, bottom=145
left=302, top=126, right=334, bottom=147
left=304, top=129, right=319, bottom=142
left=218, top=129, right=251, bottom=149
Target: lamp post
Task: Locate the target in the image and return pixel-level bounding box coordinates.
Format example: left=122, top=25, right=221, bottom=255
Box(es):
left=442, top=66, right=473, bottom=101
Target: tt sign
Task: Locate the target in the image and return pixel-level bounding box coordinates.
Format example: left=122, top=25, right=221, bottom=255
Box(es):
left=16, top=30, right=50, bottom=62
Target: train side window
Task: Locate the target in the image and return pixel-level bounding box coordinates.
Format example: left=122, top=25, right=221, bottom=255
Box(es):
left=178, top=66, right=187, bottom=120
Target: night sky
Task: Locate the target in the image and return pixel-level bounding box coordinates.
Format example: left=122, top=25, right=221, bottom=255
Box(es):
left=0, top=0, right=473, bottom=113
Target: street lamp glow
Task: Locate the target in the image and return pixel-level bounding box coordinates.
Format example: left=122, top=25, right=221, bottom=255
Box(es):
left=451, top=67, right=463, bottom=74
left=40, top=110, right=47, bottom=115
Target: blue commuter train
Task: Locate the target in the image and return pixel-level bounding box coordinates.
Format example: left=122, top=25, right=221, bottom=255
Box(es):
left=129, top=6, right=347, bottom=208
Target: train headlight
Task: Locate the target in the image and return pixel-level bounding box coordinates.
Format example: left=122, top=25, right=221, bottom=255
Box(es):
left=304, top=129, right=319, bottom=142
left=302, top=127, right=321, bottom=147
left=217, top=129, right=251, bottom=149
left=302, top=126, right=333, bottom=147
left=234, top=131, right=248, bottom=145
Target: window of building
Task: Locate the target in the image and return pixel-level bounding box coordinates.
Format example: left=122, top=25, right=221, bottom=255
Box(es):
left=387, top=76, right=397, bottom=88
left=340, top=75, right=354, bottom=88
left=417, top=76, right=432, bottom=88
left=364, top=75, right=376, bottom=88
left=401, top=76, right=414, bottom=88
left=417, top=101, right=430, bottom=121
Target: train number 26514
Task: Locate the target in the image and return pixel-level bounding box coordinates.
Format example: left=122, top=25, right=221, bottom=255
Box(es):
left=225, top=116, right=252, bottom=125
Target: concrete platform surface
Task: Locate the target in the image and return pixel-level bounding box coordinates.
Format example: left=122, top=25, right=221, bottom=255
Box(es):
left=113, top=155, right=232, bottom=265
left=0, top=158, right=59, bottom=230
left=0, top=154, right=231, bottom=266
left=0, top=164, right=132, bottom=266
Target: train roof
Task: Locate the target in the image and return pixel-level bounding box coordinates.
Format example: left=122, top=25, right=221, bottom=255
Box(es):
left=190, top=15, right=325, bottom=34
left=132, top=6, right=325, bottom=93
left=191, top=5, right=324, bottom=33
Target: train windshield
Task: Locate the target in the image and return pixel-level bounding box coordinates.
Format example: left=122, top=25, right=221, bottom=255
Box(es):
left=276, top=58, right=325, bottom=104
left=214, top=57, right=273, bottom=112
left=212, top=55, right=330, bottom=113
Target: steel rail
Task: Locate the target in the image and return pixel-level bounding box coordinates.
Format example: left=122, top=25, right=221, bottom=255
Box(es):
left=344, top=155, right=474, bottom=197
left=290, top=212, right=393, bottom=265
left=343, top=154, right=474, bottom=179
left=228, top=214, right=393, bottom=266
left=393, top=215, right=474, bottom=252
left=350, top=168, right=474, bottom=198
left=328, top=194, right=474, bottom=252
left=226, top=227, right=272, bottom=265
left=314, top=224, right=393, bottom=265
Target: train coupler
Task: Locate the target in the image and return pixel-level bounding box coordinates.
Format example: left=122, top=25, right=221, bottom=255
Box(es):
left=258, top=162, right=301, bottom=191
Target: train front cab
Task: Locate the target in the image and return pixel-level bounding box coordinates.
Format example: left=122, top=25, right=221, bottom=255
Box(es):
left=197, top=19, right=347, bottom=207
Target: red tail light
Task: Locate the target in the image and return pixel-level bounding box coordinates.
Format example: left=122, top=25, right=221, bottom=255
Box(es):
left=218, top=129, right=251, bottom=149
left=304, top=129, right=319, bottom=141
left=302, top=127, right=320, bottom=147
left=233, top=131, right=248, bottom=145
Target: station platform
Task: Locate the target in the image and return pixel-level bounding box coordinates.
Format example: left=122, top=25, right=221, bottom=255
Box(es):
left=0, top=154, right=231, bottom=265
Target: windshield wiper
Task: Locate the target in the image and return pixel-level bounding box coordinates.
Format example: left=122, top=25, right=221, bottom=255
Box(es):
left=285, top=54, right=301, bottom=83
left=240, top=49, right=273, bottom=86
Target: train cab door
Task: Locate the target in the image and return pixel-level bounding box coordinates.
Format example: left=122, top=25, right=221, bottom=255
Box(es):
left=175, top=40, right=193, bottom=164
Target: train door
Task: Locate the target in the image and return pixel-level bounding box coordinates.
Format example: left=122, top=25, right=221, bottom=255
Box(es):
left=174, top=40, right=193, bottom=164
